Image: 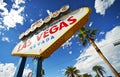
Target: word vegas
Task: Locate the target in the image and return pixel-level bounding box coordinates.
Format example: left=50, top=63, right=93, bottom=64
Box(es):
left=17, top=15, right=77, bottom=52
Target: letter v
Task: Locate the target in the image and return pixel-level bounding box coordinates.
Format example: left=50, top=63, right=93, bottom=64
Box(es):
left=37, top=32, right=43, bottom=41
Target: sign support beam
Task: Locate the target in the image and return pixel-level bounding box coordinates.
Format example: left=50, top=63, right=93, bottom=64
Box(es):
left=14, top=57, right=26, bottom=77
left=33, top=58, right=43, bottom=77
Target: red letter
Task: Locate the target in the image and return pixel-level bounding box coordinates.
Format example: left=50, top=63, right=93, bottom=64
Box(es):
left=22, top=42, right=27, bottom=49
left=43, top=29, right=49, bottom=38
left=50, top=25, right=58, bottom=34
left=17, top=40, right=32, bottom=52
left=59, top=21, right=68, bottom=30
left=67, top=16, right=77, bottom=25
left=17, top=44, right=23, bottom=52
left=26, top=40, right=32, bottom=47
left=37, top=32, right=43, bottom=41
left=17, top=42, right=27, bottom=52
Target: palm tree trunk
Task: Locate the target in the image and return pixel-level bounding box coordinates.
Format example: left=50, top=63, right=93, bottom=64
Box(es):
left=99, top=70, right=104, bottom=77
left=88, top=38, right=120, bottom=77
left=71, top=74, right=74, bottom=77
left=96, top=71, right=100, bottom=77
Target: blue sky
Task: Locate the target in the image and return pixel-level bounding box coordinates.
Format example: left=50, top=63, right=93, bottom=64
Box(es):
left=0, top=0, right=120, bottom=77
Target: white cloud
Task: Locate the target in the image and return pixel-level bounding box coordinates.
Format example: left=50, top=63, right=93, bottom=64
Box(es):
left=0, top=25, right=5, bottom=29
left=94, top=0, right=115, bottom=15
left=0, top=0, right=8, bottom=16
left=12, top=0, right=25, bottom=9
left=3, top=7, right=24, bottom=29
left=116, top=16, right=119, bottom=19
left=0, top=32, right=4, bottom=35
left=22, top=64, right=32, bottom=77
left=99, top=31, right=105, bottom=35
left=46, top=10, right=52, bottom=16
left=89, top=22, right=93, bottom=27
left=74, top=26, right=120, bottom=76
left=30, top=19, right=34, bottom=23
left=69, top=51, right=73, bottom=55
left=59, top=68, right=66, bottom=75
left=2, top=36, right=10, bottom=42
left=62, top=40, right=72, bottom=49
left=61, top=35, right=74, bottom=49
left=0, top=63, right=32, bottom=77
left=0, top=63, right=16, bottom=77
left=0, top=0, right=25, bottom=30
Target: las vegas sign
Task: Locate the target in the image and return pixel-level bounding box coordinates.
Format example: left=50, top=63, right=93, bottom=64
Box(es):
left=12, top=5, right=91, bottom=58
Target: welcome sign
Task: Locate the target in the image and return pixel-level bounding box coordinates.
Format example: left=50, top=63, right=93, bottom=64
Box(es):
left=12, top=7, right=91, bottom=58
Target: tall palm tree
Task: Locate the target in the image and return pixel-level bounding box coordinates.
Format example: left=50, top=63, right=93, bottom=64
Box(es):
left=95, top=74, right=100, bottom=77
left=65, top=66, right=80, bottom=77
left=78, top=27, right=120, bottom=77
left=92, top=65, right=105, bottom=77
left=92, top=66, right=100, bottom=77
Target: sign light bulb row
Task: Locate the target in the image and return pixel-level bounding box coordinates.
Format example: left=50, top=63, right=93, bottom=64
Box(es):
left=19, top=5, right=70, bottom=39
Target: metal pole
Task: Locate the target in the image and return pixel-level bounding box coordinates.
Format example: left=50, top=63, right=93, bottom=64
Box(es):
left=33, top=58, right=42, bottom=77
left=14, top=57, right=26, bottom=77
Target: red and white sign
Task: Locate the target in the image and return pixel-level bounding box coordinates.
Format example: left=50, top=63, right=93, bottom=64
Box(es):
left=12, top=7, right=91, bottom=58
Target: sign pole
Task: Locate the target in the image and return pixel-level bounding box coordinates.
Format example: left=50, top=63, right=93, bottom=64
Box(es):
left=33, top=58, right=42, bottom=77
left=14, top=57, right=26, bottom=77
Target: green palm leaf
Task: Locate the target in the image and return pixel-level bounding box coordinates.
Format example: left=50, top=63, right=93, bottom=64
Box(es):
left=65, top=66, right=80, bottom=77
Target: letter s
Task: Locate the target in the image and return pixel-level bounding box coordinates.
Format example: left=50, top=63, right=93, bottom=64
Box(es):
left=27, top=40, right=32, bottom=47
left=67, top=16, right=77, bottom=25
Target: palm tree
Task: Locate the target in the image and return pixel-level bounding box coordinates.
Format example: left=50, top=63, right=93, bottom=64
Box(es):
left=92, top=66, right=100, bottom=77
left=92, top=65, right=105, bottom=77
left=65, top=66, right=80, bottom=77
left=81, top=73, right=92, bottom=77
left=95, top=74, right=100, bottom=77
left=78, top=27, right=120, bottom=77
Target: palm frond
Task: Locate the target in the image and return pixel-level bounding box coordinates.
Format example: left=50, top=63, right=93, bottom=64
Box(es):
left=89, top=29, right=98, bottom=39
left=64, top=66, right=80, bottom=77
left=78, top=33, right=83, bottom=38
left=90, top=29, right=98, bottom=35
left=86, top=29, right=91, bottom=33
left=82, top=39, right=87, bottom=46
left=80, top=27, right=86, bottom=31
